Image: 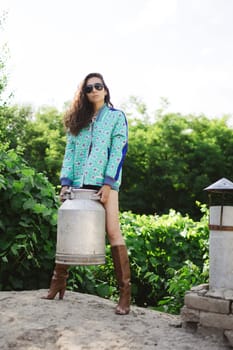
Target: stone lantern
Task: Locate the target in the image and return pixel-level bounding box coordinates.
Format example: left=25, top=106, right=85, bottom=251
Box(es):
left=204, top=177, right=233, bottom=290
left=181, top=178, right=233, bottom=346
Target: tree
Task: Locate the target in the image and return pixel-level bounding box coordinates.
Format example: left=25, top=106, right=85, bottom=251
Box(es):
left=0, top=14, right=59, bottom=290
left=21, top=105, right=66, bottom=185
left=0, top=104, right=33, bottom=151
left=120, top=98, right=233, bottom=219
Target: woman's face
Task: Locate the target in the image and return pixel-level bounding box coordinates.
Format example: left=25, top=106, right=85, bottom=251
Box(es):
left=85, top=77, right=107, bottom=107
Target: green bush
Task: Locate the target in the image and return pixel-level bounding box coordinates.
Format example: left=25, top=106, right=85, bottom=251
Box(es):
left=0, top=149, right=59, bottom=290
left=157, top=260, right=208, bottom=314
left=122, top=207, right=209, bottom=310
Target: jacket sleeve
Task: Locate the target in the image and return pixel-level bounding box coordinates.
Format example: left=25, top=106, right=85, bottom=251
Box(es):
left=104, top=111, right=128, bottom=187
left=60, top=133, right=75, bottom=186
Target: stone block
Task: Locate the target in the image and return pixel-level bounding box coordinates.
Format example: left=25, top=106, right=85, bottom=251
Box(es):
left=184, top=292, right=230, bottom=314
left=180, top=305, right=200, bottom=323
left=197, top=324, right=224, bottom=338
left=200, top=311, right=233, bottom=330
left=190, top=284, right=209, bottom=296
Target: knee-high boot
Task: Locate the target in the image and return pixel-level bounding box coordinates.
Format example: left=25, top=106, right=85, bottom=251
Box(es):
left=111, top=245, right=131, bottom=315
left=42, top=263, right=69, bottom=300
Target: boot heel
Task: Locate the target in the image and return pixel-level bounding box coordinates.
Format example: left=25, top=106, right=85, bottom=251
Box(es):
left=42, top=264, right=69, bottom=300
left=59, top=288, right=66, bottom=300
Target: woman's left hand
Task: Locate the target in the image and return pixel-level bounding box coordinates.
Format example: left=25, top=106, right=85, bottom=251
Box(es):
left=97, top=185, right=111, bottom=204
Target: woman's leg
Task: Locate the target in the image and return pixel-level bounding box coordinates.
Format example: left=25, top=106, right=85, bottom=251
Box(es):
left=104, top=190, right=124, bottom=246
left=104, top=190, right=131, bottom=315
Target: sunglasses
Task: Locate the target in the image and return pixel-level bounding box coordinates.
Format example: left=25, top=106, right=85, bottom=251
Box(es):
left=84, top=83, right=104, bottom=94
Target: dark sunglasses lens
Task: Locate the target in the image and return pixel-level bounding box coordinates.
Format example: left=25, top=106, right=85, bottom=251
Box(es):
left=85, top=83, right=104, bottom=93
left=85, top=85, right=93, bottom=93
left=95, top=83, right=104, bottom=91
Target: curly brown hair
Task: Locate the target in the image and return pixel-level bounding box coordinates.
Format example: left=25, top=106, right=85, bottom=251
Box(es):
left=64, top=73, right=113, bottom=135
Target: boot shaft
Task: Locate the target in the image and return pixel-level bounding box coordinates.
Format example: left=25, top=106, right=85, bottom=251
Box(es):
left=111, top=245, right=131, bottom=287
left=111, top=245, right=131, bottom=315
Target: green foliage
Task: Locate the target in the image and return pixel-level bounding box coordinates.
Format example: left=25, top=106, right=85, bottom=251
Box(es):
left=0, top=103, right=65, bottom=185
left=0, top=149, right=59, bottom=290
left=157, top=260, right=208, bottom=314
left=21, top=106, right=66, bottom=184
left=121, top=103, right=233, bottom=219
left=122, top=205, right=209, bottom=309
left=0, top=104, right=32, bottom=151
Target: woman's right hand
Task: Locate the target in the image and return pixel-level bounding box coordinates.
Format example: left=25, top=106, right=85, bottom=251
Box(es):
left=59, top=186, right=69, bottom=202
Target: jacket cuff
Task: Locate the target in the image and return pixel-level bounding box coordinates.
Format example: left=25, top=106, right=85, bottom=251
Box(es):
left=60, top=177, right=73, bottom=187
left=104, top=175, right=116, bottom=187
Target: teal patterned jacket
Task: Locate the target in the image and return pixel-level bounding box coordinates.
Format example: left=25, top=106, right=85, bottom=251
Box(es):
left=60, top=104, right=128, bottom=191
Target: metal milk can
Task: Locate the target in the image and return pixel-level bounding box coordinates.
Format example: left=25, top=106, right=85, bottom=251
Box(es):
left=55, top=188, right=106, bottom=265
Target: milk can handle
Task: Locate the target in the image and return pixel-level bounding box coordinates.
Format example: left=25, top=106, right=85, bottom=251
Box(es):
left=62, top=187, right=101, bottom=201
left=91, top=193, right=101, bottom=201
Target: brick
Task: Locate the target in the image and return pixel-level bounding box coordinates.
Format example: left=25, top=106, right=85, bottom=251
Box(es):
left=197, top=325, right=224, bottom=338
left=180, top=305, right=200, bottom=323
left=200, top=311, right=233, bottom=330
left=184, top=292, right=230, bottom=314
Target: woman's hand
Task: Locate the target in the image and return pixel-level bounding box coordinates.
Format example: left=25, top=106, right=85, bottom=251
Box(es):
left=59, top=186, right=69, bottom=202
left=97, top=185, right=111, bottom=204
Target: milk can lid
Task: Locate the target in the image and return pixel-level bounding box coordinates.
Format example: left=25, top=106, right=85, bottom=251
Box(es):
left=204, top=177, right=233, bottom=192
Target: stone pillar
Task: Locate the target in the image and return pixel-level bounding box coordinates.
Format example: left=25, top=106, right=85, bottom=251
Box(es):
left=209, top=206, right=233, bottom=289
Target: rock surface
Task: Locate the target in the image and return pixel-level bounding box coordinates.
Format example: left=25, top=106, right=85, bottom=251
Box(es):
left=0, top=290, right=231, bottom=349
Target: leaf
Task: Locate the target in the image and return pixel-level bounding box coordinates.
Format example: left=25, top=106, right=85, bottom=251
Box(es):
left=23, top=198, right=37, bottom=210
left=19, top=220, right=31, bottom=228
left=0, top=174, right=6, bottom=189
left=12, top=180, right=24, bottom=192
left=21, top=168, right=35, bottom=177
left=0, top=240, right=11, bottom=251
left=96, top=283, right=110, bottom=298
left=10, top=244, right=19, bottom=256
left=33, top=203, right=49, bottom=215
left=15, top=234, right=27, bottom=239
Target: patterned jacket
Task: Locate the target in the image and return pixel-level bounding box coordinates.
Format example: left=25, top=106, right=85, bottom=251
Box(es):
left=60, top=104, right=128, bottom=191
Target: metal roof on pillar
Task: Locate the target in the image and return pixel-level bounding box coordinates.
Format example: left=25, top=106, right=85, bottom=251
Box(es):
left=204, top=178, right=233, bottom=192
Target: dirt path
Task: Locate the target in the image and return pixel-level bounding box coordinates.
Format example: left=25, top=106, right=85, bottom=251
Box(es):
left=0, top=290, right=230, bottom=349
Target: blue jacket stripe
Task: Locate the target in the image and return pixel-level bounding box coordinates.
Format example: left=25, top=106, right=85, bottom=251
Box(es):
left=114, top=142, right=128, bottom=181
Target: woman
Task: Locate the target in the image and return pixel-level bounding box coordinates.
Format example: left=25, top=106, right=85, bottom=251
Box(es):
left=43, top=73, right=131, bottom=315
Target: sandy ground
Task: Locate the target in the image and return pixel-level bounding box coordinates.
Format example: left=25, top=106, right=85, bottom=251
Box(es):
left=0, top=290, right=231, bottom=350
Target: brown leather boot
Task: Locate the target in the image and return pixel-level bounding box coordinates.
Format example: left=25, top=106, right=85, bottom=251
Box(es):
left=42, top=263, right=69, bottom=300
left=111, top=245, right=131, bottom=315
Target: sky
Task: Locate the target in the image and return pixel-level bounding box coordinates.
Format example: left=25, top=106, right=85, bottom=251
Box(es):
left=0, top=0, right=233, bottom=117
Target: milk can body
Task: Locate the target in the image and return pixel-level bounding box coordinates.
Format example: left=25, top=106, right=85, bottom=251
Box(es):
left=56, top=189, right=106, bottom=265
